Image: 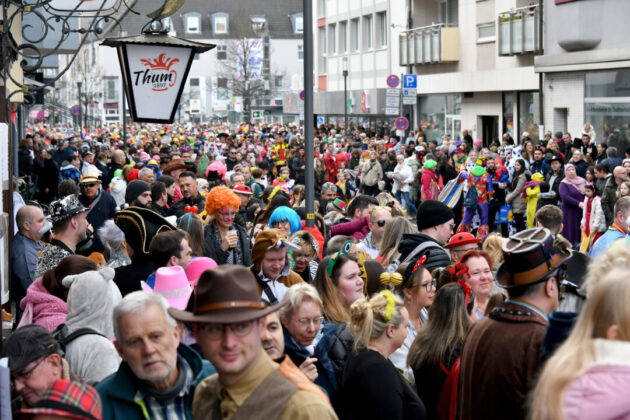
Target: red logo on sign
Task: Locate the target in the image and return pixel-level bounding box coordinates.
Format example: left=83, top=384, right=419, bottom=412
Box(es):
left=136, top=53, right=179, bottom=91
left=361, top=91, right=367, bottom=113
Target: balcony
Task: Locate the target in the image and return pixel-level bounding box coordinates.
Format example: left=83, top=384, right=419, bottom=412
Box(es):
left=498, top=4, right=542, bottom=56
left=399, top=23, right=459, bottom=66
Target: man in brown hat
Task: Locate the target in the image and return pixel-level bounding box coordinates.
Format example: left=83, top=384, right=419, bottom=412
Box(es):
left=457, top=227, right=570, bottom=420
left=169, top=265, right=337, bottom=420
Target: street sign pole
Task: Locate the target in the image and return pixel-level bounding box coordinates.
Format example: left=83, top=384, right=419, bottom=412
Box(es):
left=303, top=0, right=314, bottom=228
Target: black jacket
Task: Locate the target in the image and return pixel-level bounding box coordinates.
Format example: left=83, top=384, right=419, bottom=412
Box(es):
left=114, top=258, right=153, bottom=297
left=203, top=221, right=252, bottom=266
left=170, top=194, right=206, bottom=219
left=398, top=233, right=451, bottom=272
left=35, top=158, right=59, bottom=204
left=79, top=191, right=118, bottom=253
left=18, top=148, right=33, bottom=177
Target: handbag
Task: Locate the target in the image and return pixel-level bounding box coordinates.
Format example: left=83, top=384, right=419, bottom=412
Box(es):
left=499, top=204, right=513, bottom=223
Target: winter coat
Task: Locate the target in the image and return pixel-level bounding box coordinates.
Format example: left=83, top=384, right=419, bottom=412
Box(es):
left=360, top=160, right=383, bottom=187
left=421, top=168, right=440, bottom=201
left=59, top=161, right=81, bottom=184
left=283, top=321, right=352, bottom=414
left=397, top=233, right=451, bottom=272
left=538, top=169, right=564, bottom=209
left=97, top=344, right=216, bottom=420
left=79, top=191, right=118, bottom=252
left=18, top=147, right=33, bottom=177
left=392, top=162, right=414, bottom=194
left=63, top=267, right=122, bottom=385
left=19, top=277, right=67, bottom=332
left=108, top=176, right=127, bottom=207
left=562, top=339, right=630, bottom=420
left=34, top=158, right=59, bottom=204
left=458, top=300, right=546, bottom=420
left=170, top=194, right=206, bottom=218
left=506, top=171, right=530, bottom=215
left=581, top=196, right=607, bottom=234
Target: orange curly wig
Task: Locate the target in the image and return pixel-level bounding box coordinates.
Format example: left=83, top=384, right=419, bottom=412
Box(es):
left=205, top=185, right=242, bottom=215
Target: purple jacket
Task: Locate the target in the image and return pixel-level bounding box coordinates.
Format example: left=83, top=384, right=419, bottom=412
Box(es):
left=329, top=215, right=370, bottom=242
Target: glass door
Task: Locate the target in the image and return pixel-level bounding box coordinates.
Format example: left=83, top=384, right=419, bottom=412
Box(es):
left=446, top=114, right=461, bottom=142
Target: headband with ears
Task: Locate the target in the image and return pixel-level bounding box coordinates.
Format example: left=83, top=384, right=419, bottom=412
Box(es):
left=327, top=240, right=352, bottom=277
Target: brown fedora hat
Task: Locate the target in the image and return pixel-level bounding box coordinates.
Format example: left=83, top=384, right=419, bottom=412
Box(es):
left=162, top=157, right=186, bottom=175
left=168, top=265, right=283, bottom=323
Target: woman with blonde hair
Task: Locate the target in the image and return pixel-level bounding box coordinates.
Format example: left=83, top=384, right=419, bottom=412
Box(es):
left=482, top=233, right=506, bottom=270
left=342, top=290, right=426, bottom=419
left=530, top=268, right=630, bottom=420
left=313, top=252, right=364, bottom=323
left=377, top=216, right=416, bottom=266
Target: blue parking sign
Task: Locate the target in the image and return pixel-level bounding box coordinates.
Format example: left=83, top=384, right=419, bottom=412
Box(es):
left=403, top=74, right=417, bottom=89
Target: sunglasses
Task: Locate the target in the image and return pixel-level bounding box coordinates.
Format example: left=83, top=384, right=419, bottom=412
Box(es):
left=82, top=183, right=99, bottom=188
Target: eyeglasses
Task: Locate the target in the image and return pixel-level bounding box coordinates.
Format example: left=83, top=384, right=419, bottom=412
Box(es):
left=294, top=316, right=324, bottom=328
left=82, top=183, right=99, bottom=188
left=420, top=280, right=437, bottom=292
left=376, top=219, right=387, bottom=227
left=199, top=321, right=254, bottom=339
left=219, top=211, right=236, bottom=219
left=12, top=357, right=46, bottom=383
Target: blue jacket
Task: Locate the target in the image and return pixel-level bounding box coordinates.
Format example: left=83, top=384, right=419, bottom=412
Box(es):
left=589, top=228, right=627, bottom=259
left=96, top=344, right=215, bottom=420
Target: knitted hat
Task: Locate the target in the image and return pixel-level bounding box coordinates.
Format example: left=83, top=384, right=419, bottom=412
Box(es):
left=417, top=200, right=455, bottom=230
left=125, top=180, right=150, bottom=204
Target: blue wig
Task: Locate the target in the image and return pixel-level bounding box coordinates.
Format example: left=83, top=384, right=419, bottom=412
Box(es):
left=269, top=206, right=302, bottom=235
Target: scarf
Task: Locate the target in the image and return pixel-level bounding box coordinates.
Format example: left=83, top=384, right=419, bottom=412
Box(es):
left=208, top=221, right=243, bottom=265
left=561, top=165, right=587, bottom=195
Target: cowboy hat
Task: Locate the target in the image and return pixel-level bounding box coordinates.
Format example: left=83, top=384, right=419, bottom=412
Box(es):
left=168, top=265, right=284, bottom=324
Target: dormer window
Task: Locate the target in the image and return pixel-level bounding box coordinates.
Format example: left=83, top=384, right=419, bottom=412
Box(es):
left=250, top=16, right=267, bottom=33
left=184, top=13, right=201, bottom=34
left=291, top=13, right=303, bottom=34
left=212, top=13, right=229, bottom=34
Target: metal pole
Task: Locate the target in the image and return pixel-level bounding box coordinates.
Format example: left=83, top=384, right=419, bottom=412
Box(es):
left=343, top=70, right=348, bottom=137
left=122, top=86, right=127, bottom=144
left=77, top=81, right=82, bottom=132
left=303, top=0, right=314, bottom=228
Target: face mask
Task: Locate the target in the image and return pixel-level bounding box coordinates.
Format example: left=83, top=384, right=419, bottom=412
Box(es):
left=38, top=221, right=52, bottom=236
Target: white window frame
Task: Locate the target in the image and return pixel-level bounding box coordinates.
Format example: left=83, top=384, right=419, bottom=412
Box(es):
left=328, top=23, right=336, bottom=55
left=184, top=13, right=201, bottom=34
left=477, top=22, right=496, bottom=43
left=376, top=12, right=387, bottom=48
left=339, top=21, right=348, bottom=53
left=292, top=13, right=303, bottom=33
left=350, top=18, right=359, bottom=52
left=212, top=13, right=229, bottom=34
left=362, top=14, right=373, bottom=50
left=216, top=45, right=227, bottom=60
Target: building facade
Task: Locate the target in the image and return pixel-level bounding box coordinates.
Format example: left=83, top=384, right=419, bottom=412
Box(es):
left=52, top=0, right=305, bottom=126
left=535, top=0, right=630, bottom=151
left=306, top=0, right=542, bottom=143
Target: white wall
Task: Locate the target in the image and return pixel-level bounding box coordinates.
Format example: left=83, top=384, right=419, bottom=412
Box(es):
left=543, top=72, right=585, bottom=139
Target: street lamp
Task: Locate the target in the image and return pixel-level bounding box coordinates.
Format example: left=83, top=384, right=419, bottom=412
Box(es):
left=342, top=56, right=348, bottom=136
left=102, top=31, right=214, bottom=123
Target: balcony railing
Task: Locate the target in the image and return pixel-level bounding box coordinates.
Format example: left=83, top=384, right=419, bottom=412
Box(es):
left=498, top=4, right=542, bottom=56
left=399, top=23, right=459, bottom=66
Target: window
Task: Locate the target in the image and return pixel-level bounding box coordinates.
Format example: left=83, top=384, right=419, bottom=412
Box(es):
left=251, top=16, right=267, bottom=33
left=477, top=22, right=496, bottom=42
left=275, top=76, right=284, bottom=88
left=328, top=24, right=336, bottom=55
left=217, top=78, right=228, bottom=100
left=518, top=91, right=540, bottom=142
left=291, top=13, right=303, bottom=33
left=376, top=12, right=387, bottom=48
left=184, top=13, right=201, bottom=34
left=317, top=0, right=325, bottom=18
left=193, top=53, right=200, bottom=61
left=339, top=21, right=348, bottom=53
left=350, top=18, right=359, bottom=51
left=216, top=45, right=227, bottom=60
left=318, top=27, right=327, bottom=73
left=190, top=78, right=200, bottom=87
left=212, top=13, right=229, bottom=34
left=585, top=70, right=630, bottom=147
left=362, top=15, right=373, bottom=50
left=298, top=44, right=304, bottom=61
left=106, top=79, right=117, bottom=101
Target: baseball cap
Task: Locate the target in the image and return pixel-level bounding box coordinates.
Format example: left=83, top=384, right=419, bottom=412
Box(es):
left=2, top=325, right=61, bottom=374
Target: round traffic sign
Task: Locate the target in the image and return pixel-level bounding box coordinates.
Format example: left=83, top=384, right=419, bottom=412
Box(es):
left=299, top=90, right=305, bottom=101
left=71, top=105, right=81, bottom=116
left=394, top=116, right=409, bottom=131
left=386, top=74, right=400, bottom=88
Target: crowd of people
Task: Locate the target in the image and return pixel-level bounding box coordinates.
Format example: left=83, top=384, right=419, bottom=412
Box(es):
left=5, top=119, right=630, bottom=420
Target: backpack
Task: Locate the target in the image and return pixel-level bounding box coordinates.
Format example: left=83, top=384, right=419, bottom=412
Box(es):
left=463, top=186, right=478, bottom=210
left=52, top=323, right=107, bottom=354
left=435, top=356, right=461, bottom=420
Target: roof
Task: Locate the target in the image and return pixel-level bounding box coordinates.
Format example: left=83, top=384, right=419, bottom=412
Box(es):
left=101, top=32, right=215, bottom=52
left=112, top=0, right=303, bottom=40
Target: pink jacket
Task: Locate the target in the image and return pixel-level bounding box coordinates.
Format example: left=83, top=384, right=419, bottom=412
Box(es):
left=19, top=277, right=68, bottom=332
left=563, top=339, right=630, bottom=420
left=329, top=215, right=370, bottom=242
